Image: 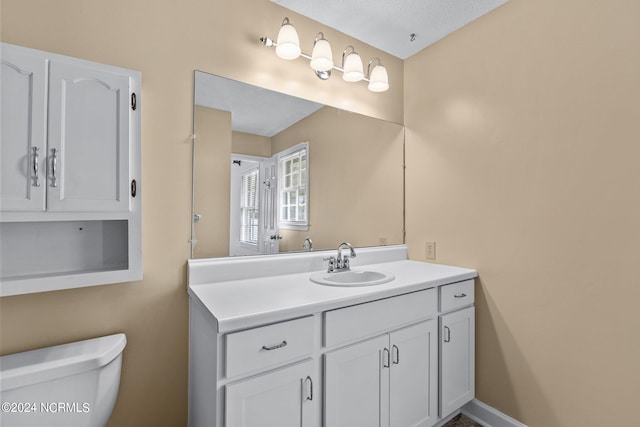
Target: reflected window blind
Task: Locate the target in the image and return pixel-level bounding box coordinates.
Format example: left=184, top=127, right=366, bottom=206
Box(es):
left=240, top=169, right=259, bottom=244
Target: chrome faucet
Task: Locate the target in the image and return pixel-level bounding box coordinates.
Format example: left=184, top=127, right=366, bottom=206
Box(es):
left=303, top=237, right=313, bottom=252
left=324, top=242, right=356, bottom=273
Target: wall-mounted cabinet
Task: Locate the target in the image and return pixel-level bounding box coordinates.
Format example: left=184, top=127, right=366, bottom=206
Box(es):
left=0, top=43, right=141, bottom=296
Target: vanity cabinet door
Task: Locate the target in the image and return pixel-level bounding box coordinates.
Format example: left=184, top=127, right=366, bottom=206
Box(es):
left=0, top=47, right=48, bottom=211
left=47, top=59, right=132, bottom=212
left=440, top=306, right=475, bottom=418
left=324, top=334, right=390, bottom=427
left=389, top=320, right=438, bottom=427
left=225, top=359, right=315, bottom=427
left=324, top=321, right=438, bottom=427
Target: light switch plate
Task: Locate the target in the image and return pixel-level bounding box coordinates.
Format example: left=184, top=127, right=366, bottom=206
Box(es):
left=425, top=241, right=436, bottom=260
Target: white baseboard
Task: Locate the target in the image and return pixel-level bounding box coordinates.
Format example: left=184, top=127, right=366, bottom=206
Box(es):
left=461, top=399, right=528, bottom=427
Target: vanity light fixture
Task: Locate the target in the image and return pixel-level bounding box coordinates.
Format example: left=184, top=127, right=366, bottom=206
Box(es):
left=367, top=58, right=389, bottom=92
left=310, top=32, right=333, bottom=79
left=260, top=17, right=389, bottom=92
left=341, top=46, right=364, bottom=82
left=275, top=17, right=301, bottom=60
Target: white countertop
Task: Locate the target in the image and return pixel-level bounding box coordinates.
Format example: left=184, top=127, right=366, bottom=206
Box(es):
left=188, top=246, right=477, bottom=333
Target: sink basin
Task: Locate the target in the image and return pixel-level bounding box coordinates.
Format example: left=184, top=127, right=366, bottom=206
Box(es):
left=310, top=270, right=395, bottom=287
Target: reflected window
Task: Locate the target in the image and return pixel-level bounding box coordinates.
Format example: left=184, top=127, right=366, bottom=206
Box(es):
left=278, top=142, right=309, bottom=230
left=240, top=169, right=259, bottom=244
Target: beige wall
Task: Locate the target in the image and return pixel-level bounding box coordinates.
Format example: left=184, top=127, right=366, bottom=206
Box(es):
left=405, top=0, right=640, bottom=425
left=272, top=107, right=404, bottom=252
left=3, top=0, right=637, bottom=425
left=232, top=131, right=272, bottom=158
left=0, top=0, right=402, bottom=426
left=193, top=105, right=231, bottom=259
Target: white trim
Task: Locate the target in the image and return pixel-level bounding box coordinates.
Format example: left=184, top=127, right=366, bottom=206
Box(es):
left=276, top=141, right=308, bottom=159
left=461, top=399, right=528, bottom=427
left=432, top=410, right=461, bottom=427
left=277, top=141, right=309, bottom=230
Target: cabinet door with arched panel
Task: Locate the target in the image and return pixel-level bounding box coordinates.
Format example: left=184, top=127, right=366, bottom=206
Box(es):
left=47, top=60, right=133, bottom=212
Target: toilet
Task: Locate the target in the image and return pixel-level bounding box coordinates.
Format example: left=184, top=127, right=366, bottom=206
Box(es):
left=0, top=333, right=126, bottom=427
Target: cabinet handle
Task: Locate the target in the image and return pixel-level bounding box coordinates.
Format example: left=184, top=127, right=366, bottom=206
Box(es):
left=50, top=148, right=58, bottom=188
left=383, top=348, right=390, bottom=368
left=32, top=147, right=41, bottom=187
left=444, top=326, right=451, bottom=343
left=454, top=293, right=467, bottom=298
left=261, top=340, right=287, bottom=351
left=304, top=376, right=313, bottom=401
left=392, top=345, right=399, bottom=365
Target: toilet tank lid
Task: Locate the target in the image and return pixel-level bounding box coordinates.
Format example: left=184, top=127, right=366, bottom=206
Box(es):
left=0, top=333, right=126, bottom=392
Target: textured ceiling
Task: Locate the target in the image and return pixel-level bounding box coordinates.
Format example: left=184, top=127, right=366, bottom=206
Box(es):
left=271, top=0, right=509, bottom=59
left=195, top=72, right=323, bottom=137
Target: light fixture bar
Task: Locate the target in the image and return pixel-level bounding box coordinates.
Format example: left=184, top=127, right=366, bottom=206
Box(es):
left=260, top=36, right=373, bottom=83
left=260, top=17, right=389, bottom=92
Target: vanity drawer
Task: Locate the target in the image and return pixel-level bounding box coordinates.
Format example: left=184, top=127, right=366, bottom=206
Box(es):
left=440, top=279, right=474, bottom=312
left=324, top=288, right=437, bottom=348
left=225, top=316, right=314, bottom=378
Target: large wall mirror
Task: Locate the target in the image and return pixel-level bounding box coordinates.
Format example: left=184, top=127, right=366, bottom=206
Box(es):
left=191, top=71, right=404, bottom=259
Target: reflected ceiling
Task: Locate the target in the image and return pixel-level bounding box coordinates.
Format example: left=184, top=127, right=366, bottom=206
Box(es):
left=194, top=72, right=323, bottom=137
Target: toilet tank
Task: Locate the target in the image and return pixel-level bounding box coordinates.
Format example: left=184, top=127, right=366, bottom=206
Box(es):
left=0, top=333, right=126, bottom=427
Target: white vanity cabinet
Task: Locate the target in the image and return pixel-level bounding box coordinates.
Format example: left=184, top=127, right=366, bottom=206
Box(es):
left=0, top=43, right=141, bottom=296
left=439, top=280, right=475, bottom=419
left=225, top=360, right=315, bottom=427
left=188, top=307, right=317, bottom=427
left=325, top=320, right=438, bottom=427
left=188, top=251, right=478, bottom=427
left=323, top=288, right=439, bottom=427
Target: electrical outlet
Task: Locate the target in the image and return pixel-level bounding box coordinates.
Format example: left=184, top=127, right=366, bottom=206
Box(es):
left=378, top=237, right=387, bottom=245
left=425, top=241, right=436, bottom=260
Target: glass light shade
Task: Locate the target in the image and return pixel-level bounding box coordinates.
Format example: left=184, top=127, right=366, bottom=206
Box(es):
left=310, top=39, right=333, bottom=72
left=368, top=64, right=389, bottom=92
left=342, top=52, right=364, bottom=82
left=275, top=22, right=301, bottom=60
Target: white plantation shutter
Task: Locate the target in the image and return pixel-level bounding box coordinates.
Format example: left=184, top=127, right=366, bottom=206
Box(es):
left=240, top=169, right=259, bottom=244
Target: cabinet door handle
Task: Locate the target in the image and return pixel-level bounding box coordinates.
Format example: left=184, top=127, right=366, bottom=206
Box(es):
left=444, top=326, right=451, bottom=343
left=32, top=147, right=41, bottom=187
left=261, top=340, right=287, bottom=351
left=50, top=148, right=59, bottom=188
left=383, top=348, right=390, bottom=368
left=454, top=293, right=467, bottom=298
left=392, top=345, right=399, bottom=365
left=304, top=376, right=313, bottom=401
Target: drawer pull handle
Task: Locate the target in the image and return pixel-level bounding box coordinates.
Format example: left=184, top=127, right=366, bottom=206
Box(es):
left=50, top=148, right=58, bottom=188
left=454, top=293, right=467, bottom=298
left=444, top=326, right=451, bottom=343
left=392, top=345, right=400, bottom=365
left=262, top=340, right=287, bottom=351
left=383, top=348, right=390, bottom=368
left=304, top=376, right=313, bottom=401
left=32, top=147, right=41, bottom=187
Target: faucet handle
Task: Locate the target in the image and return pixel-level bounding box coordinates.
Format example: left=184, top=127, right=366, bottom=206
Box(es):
left=322, top=256, right=336, bottom=272
left=342, top=256, right=351, bottom=269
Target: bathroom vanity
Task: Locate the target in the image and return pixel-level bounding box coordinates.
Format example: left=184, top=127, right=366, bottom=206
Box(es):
left=188, top=245, right=476, bottom=427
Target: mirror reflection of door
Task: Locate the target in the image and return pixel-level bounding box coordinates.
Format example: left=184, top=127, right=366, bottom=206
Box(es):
left=229, top=154, right=280, bottom=256
left=260, top=156, right=280, bottom=255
